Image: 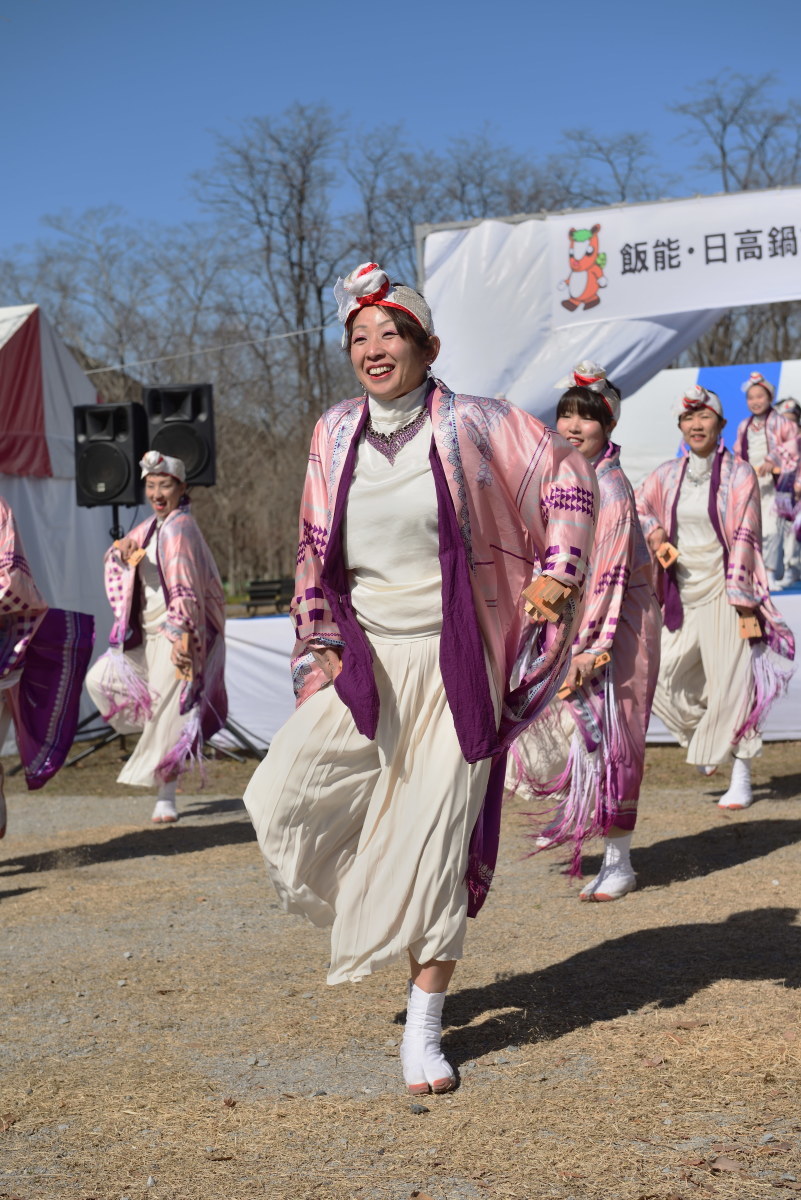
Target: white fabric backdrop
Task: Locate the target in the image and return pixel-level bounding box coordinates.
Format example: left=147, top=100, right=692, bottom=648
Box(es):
left=222, top=598, right=801, bottom=747
left=423, top=218, right=723, bottom=418
left=421, top=190, right=801, bottom=420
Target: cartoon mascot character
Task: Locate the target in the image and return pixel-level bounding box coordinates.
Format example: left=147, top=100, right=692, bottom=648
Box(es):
left=559, top=224, right=607, bottom=312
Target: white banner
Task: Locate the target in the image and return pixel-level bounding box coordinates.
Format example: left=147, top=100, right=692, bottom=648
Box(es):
left=550, top=187, right=801, bottom=328
left=420, top=187, right=801, bottom=420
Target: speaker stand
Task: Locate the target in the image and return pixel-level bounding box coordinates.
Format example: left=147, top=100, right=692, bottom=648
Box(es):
left=212, top=717, right=268, bottom=764
left=6, top=711, right=127, bottom=777
left=62, top=710, right=128, bottom=770
left=109, top=504, right=124, bottom=541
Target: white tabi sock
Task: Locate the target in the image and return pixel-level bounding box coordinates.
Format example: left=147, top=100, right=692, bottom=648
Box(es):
left=151, top=779, right=178, bottom=822
left=580, top=832, right=636, bottom=900
left=400, top=984, right=455, bottom=1093
left=718, top=756, right=753, bottom=809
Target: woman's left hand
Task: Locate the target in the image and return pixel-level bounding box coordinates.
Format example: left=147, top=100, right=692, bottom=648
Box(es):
left=562, top=651, right=597, bottom=693
left=311, top=646, right=343, bottom=682
left=756, top=459, right=775, bottom=477
left=170, top=638, right=192, bottom=674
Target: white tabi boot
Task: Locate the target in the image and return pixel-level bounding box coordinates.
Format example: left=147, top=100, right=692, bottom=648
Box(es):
left=400, top=984, right=456, bottom=1095
left=718, top=757, right=753, bottom=810
left=580, top=832, right=637, bottom=901
left=151, top=779, right=179, bottom=824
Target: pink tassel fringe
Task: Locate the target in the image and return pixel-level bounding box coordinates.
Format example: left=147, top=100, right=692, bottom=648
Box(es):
left=97, top=650, right=154, bottom=726
left=155, top=707, right=207, bottom=786
left=516, top=666, right=632, bottom=877
left=735, top=642, right=795, bottom=741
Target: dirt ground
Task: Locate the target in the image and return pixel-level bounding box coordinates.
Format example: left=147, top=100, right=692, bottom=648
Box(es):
left=1, top=739, right=800, bottom=1200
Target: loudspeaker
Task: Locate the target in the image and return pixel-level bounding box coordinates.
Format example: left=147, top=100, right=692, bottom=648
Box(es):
left=142, top=383, right=215, bottom=486
left=74, top=402, right=148, bottom=507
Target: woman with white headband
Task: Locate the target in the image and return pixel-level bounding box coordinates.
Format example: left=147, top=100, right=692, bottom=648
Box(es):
left=85, top=451, right=228, bottom=823
left=244, top=262, right=597, bottom=1095
left=733, top=371, right=801, bottom=590
left=0, top=497, right=94, bottom=838
left=636, top=385, right=795, bottom=809
left=507, top=364, right=661, bottom=901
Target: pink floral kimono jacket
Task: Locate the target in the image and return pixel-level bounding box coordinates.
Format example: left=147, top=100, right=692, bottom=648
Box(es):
left=0, top=498, right=94, bottom=788
left=734, top=409, right=801, bottom=480
left=97, top=503, right=227, bottom=777
left=289, top=377, right=598, bottom=913
left=513, top=442, right=662, bottom=868
left=636, top=443, right=795, bottom=739
left=734, top=409, right=801, bottom=522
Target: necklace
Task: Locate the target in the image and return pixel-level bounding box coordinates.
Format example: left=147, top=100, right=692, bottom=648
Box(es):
left=686, top=458, right=712, bottom=487
left=365, top=407, right=428, bottom=465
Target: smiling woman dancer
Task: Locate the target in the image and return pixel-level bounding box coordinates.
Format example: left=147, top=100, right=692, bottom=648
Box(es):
left=508, top=364, right=661, bottom=900
left=733, top=371, right=801, bottom=591
left=244, top=262, right=597, bottom=1095
left=85, top=452, right=227, bottom=824
left=637, top=384, right=795, bottom=810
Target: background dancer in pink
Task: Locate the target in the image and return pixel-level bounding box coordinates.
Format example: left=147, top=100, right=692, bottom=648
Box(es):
left=244, top=262, right=597, bottom=1096
left=508, top=364, right=661, bottom=901
left=773, top=396, right=801, bottom=589
left=637, top=385, right=795, bottom=810
left=733, top=371, right=801, bottom=591
left=85, top=452, right=227, bottom=824
left=0, top=496, right=93, bottom=838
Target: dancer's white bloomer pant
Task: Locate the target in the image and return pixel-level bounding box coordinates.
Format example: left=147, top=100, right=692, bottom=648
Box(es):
left=244, top=632, right=494, bottom=985
left=85, top=633, right=186, bottom=788
left=651, top=590, right=759, bottom=766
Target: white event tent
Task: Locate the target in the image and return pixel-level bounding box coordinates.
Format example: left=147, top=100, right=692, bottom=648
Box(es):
left=0, top=305, right=113, bottom=697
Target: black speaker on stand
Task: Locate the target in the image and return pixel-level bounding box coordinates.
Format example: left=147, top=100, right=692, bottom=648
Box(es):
left=67, top=401, right=150, bottom=772
left=74, top=402, right=149, bottom=519
left=142, top=383, right=216, bottom=486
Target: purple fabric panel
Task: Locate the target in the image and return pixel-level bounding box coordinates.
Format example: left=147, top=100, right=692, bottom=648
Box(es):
left=319, top=401, right=380, bottom=739
left=708, top=442, right=730, bottom=573
left=14, top=608, right=95, bottom=790
left=428, top=436, right=498, bottom=764
left=740, top=416, right=752, bottom=463
left=466, top=752, right=508, bottom=918
left=663, top=457, right=688, bottom=632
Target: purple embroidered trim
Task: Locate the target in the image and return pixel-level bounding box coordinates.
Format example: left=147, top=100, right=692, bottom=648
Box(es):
left=364, top=407, right=428, bottom=465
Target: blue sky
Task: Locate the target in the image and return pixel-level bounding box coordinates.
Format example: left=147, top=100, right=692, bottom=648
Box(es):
left=1, top=0, right=799, bottom=253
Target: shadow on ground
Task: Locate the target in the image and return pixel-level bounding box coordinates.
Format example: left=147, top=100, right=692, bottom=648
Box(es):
left=0, top=808, right=255, bottom=878
left=756, top=769, right=801, bottom=802
left=0, top=885, right=40, bottom=902
left=579, top=817, right=801, bottom=888
left=443, top=906, right=800, bottom=1065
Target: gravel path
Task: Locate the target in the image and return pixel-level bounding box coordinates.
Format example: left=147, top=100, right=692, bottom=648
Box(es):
left=1, top=744, right=800, bottom=1199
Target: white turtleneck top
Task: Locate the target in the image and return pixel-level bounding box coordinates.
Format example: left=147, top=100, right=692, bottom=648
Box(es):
left=675, top=450, right=724, bottom=606
left=139, top=519, right=167, bottom=631
left=343, top=382, right=442, bottom=638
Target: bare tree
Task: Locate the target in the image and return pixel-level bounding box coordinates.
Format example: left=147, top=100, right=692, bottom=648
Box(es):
left=551, top=129, right=667, bottom=207
left=673, top=74, right=801, bottom=368
left=673, top=73, right=801, bottom=193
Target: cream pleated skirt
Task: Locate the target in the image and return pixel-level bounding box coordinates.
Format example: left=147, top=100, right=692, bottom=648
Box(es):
left=244, top=632, right=494, bottom=985
left=86, top=632, right=187, bottom=788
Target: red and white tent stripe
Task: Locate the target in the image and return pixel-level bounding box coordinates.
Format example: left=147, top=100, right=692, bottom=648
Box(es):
left=0, top=304, right=101, bottom=480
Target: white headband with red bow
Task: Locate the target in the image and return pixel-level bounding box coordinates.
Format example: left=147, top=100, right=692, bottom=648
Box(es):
left=741, top=371, right=775, bottom=400
left=674, top=384, right=723, bottom=419
left=557, top=360, right=621, bottom=422
left=334, top=262, right=434, bottom=348
left=140, top=450, right=186, bottom=482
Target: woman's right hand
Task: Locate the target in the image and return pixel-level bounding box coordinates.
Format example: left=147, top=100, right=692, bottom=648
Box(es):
left=647, top=526, right=668, bottom=553
left=311, top=646, right=343, bottom=682
left=114, top=536, right=139, bottom=563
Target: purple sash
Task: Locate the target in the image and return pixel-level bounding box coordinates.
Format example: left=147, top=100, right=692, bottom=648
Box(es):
left=12, top=608, right=95, bottom=790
